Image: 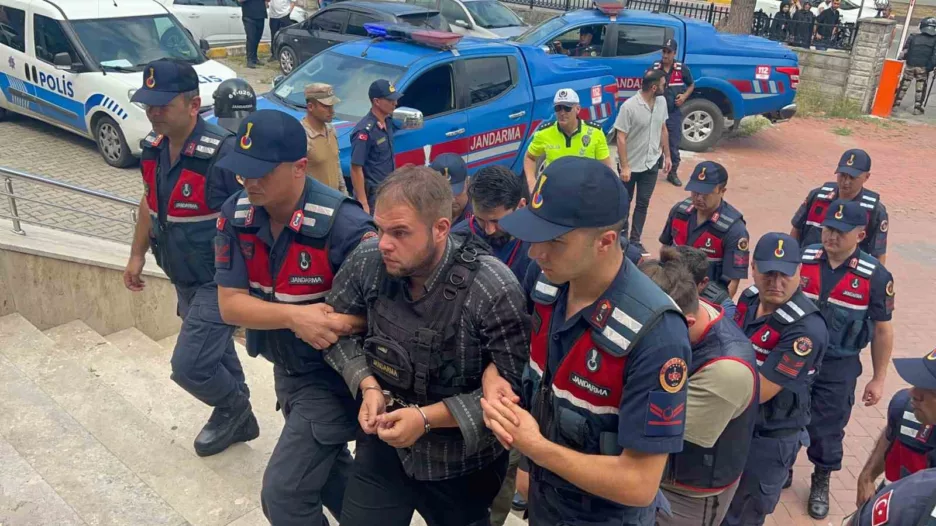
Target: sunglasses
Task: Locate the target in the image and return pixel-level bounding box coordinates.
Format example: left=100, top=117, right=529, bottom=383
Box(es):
left=554, top=105, right=575, bottom=113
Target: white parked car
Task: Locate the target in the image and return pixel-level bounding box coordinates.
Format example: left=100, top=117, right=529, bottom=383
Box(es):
left=0, top=0, right=236, bottom=167
left=158, top=0, right=310, bottom=47
left=404, top=0, right=529, bottom=38
left=754, top=0, right=881, bottom=25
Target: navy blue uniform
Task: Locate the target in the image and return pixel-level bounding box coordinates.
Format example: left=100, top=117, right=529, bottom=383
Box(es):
left=851, top=468, right=936, bottom=526
left=452, top=217, right=531, bottom=283
left=652, top=61, right=693, bottom=175
left=791, top=183, right=889, bottom=259
left=521, top=260, right=691, bottom=525
left=350, top=111, right=395, bottom=210
left=723, top=287, right=829, bottom=526
left=659, top=199, right=750, bottom=289
left=800, top=246, right=894, bottom=472
left=214, top=178, right=375, bottom=526
left=142, top=118, right=248, bottom=409
left=883, top=388, right=936, bottom=485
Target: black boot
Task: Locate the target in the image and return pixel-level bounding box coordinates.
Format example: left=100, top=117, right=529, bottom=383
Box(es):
left=194, top=395, right=259, bottom=457
left=808, top=468, right=831, bottom=519
left=666, top=169, right=683, bottom=187
left=783, top=467, right=793, bottom=489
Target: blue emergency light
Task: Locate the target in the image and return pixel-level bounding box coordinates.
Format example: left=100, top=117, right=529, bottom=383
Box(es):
left=363, top=23, right=463, bottom=49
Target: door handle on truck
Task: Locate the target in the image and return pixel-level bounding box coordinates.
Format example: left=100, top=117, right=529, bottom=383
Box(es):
left=445, top=128, right=465, bottom=137
left=508, top=111, right=526, bottom=119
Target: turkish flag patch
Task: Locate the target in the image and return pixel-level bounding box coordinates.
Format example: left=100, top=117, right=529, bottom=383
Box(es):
left=358, top=133, right=368, bottom=141
left=871, top=489, right=892, bottom=526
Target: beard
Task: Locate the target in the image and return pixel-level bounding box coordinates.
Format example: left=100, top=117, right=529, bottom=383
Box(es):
left=384, top=238, right=439, bottom=279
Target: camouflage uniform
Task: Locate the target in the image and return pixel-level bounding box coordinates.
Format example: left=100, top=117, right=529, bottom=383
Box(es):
left=895, top=66, right=929, bottom=113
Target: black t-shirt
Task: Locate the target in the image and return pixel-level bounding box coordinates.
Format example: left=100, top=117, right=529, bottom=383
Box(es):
left=241, top=0, right=268, bottom=20
left=816, top=8, right=839, bottom=37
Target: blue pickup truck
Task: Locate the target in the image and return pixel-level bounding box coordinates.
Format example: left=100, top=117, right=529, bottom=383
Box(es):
left=514, top=3, right=800, bottom=151
left=239, top=25, right=618, bottom=178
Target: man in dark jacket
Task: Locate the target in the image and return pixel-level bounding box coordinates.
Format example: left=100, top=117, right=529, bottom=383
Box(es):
left=238, top=0, right=267, bottom=68
left=771, top=1, right=793, bottom=42
left=814, top=0, right=841, bottom=45
left=791, top=1, right=816, bottom=48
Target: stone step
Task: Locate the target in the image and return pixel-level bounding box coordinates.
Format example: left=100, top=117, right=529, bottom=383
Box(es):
left=110, top=328, right=283, bottom=496
left=0, top=314, right=184, bottom=525
left=0, top=433, right=86, bottom=525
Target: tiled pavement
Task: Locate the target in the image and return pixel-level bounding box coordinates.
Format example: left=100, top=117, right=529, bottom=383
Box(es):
left=1, top=67, right=935, bottom=523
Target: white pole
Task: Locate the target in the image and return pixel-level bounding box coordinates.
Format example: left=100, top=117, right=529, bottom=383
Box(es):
left=897, top=0, right=916, bottom=56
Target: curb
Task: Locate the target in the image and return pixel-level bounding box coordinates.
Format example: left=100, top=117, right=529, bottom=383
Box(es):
left=206, top=42, right=272, bottom=60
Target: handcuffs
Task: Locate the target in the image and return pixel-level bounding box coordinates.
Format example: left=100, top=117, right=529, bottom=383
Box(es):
left=362, top=385, right=431, bottom=435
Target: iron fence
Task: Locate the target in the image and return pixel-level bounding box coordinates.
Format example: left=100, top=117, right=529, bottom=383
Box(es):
left=751, top=10, right=859, bottom=51
left=501, top=0, right=731, bottom=25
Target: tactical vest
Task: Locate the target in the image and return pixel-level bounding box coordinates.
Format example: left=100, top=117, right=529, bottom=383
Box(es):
left=229, top=182, right=346, bottom=375
left=363, top=234, right=489, bottom=407
left=801, top=183, right=880, bottom=247
left=885, top=394, right=936, bottom=485
left=667, top=198, right=743, bottom=284
left=666, top=306, right=758, bottom=491
left=800, top=245, right=876, bottom=358
left=700, top=280, right=731, bottom=306
left=906, top=33, right=936, bottom=68
left=735, top=287, right=822, bottom=431
left=526, top=260, right=683, bottom=507
left=653, top=60, right=687, bottom=111
left=140, top=124, right=231, bottom=286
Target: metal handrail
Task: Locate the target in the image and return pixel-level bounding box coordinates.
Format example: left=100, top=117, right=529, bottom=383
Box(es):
left=0, top=165, right=138, bottom=240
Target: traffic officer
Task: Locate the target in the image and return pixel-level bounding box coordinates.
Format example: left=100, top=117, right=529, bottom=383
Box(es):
left=322, top=165, right=529, bottom=526
left=213, top=109, right=377, bottom=525
left=894, top=17, right=936, bottom=115
left=213, top=77, right=256, bottom=134
left=638, top=252, right=757, bottom=526
left=430, top=152, right=473, bottom=225
left=848, top=468, right=936, bottom=526
left=123, top=58, right=257, bottom=457
left=522, top=88, right=614, bottom=191
left=797, top=198, right=895, bottom=520
left=659, top=161, right=750, bottom=299
left=723, top=232, right=829, bottom=526
left=791, top=148, right=889, bottom=263
left=350, top=79, right=400, bottom=214
left=483, top=156, right=692, bottom=525
left=856, top=382, right=936, bottom=508
left=651, top=38, right=694, bottom=187
left=451, top=164, right=530, bottom=283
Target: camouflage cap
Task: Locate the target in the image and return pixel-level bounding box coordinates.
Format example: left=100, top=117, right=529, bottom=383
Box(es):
left=304, top=83, right=340, bottom=106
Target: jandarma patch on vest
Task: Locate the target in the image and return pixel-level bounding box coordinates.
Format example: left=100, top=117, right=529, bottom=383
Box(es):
left=738, top=237, right=749, bottom=251
left=793, top=337, right=812, bottom=357
left=659, top=358, right=687, bottom=393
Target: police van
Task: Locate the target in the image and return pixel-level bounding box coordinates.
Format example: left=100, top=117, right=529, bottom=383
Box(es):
left=0, top=0, right=235, bottom=167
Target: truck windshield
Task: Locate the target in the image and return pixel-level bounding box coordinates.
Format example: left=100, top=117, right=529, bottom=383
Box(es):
left=272, top=52, right=405, bottom=123
left=512, top=16, right=565, bottom=43
left=70, top=15, right=204, bottom=72
left=463, top=1, right=524, bottom=28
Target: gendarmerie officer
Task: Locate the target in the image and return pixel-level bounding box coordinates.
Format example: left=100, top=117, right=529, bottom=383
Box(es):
left=124, top=58, right=257, bottom=457
left=213, top=110, right=377, bottom=525
left=855, top=386, right=936, bottom=508
left=350, top=79, right=400, bottom=214
left=791, top=149, right=889, bottom=263
left=723, top=232, right=829, bottom=526
left=323, top=165, right=529, bottom=526
left=639, top=252, right=757, bottom=526
left=651, top=38, right=694, bottom=187
left=659, top=161, right=750, bottom=299
left=894, top=17, right=936, bottom=115
left=484, top=156, right=692, bottom=526
left=798, top=198, right=895, bottom=520
left=848, top=468, right=936, bottom=526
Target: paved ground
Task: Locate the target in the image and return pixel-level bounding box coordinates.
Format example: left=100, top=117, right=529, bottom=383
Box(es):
left=1, top=58, right=936, bottom=523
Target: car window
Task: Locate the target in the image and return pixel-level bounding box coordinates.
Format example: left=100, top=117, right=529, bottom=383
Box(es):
left=551, top=24, right=604, bottom=55
left=616, top=24, right=666, bottom=56
left=397, top=12, right=447, bottom=30
left=311, top=9, right=349, bottom=32
left=34, top=14, right=78, bottom=64
left=405, top=0, right=436, bottom=8
left=71, top=15, right=204, bottom=69
left=513, top=15, right=565, bottom=44
left=462, top=57, right=513, bottom=105
left=0, top=6, right=26, bottom=52
left=440, top=0, right=468, bottom=24
left=346, top=12, right=381, bottom=36
left=397, top=63, right=455, bottom=118
left=462, top=1, right=523, bottom=29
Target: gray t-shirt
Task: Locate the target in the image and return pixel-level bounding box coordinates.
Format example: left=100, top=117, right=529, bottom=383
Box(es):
left=613, top=93, right=668, bottom=172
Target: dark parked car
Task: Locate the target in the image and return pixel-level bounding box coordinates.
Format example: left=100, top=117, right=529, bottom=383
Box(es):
left=272, top=1, right=450, bottom=74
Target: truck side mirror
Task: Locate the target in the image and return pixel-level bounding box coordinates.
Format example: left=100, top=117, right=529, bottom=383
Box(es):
left=200, top=39, right=211, bottom=53
left=272, top=75, right=285, bottom=87
left=393, top=107, right=424, bottom=130
left=453, top=19, right=472, bottom=29
left=53, top=52, right=74, bottom=71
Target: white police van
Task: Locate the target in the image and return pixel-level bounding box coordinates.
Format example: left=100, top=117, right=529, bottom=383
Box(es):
left=0, top=0, right=235, bottom=167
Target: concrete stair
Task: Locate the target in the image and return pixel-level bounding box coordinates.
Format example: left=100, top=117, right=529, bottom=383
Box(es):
left=0, top=313, right=526, bottom=526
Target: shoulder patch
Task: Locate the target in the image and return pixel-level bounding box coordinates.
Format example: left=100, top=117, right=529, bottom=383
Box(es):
left=536, top=120, right=556, bottom=132
left=886, top=280, right=895, bottom=297
left=870, top=489, right=892, bottom=526
left=584, top=120, right=602, bottom=129
left=738, top=237, right=749, bottom=251
left=879, top=219, right=888, bottom=232
left=531, top=272, right=560, bottom=305
left=297, top=185, right=347, bottom=239
left=142, top=132, right=165, bottom=149
left=645, top=391, right=685, bottom=437
left=659, top=358, right=687, bottom=393
left=793, top=336, right=813, bottom=356
left=675, top=197, right=693, bottom=216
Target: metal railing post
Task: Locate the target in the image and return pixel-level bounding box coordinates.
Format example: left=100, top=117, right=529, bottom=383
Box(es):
left=4, top=177, right=25, bottom=235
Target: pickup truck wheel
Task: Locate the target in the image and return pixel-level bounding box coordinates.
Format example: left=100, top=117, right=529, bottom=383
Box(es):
left=95, top=115, right=135, bottom=168
left=279, top=45, right=297, bottom=75
left=680, top=99, right=724, bottom=152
